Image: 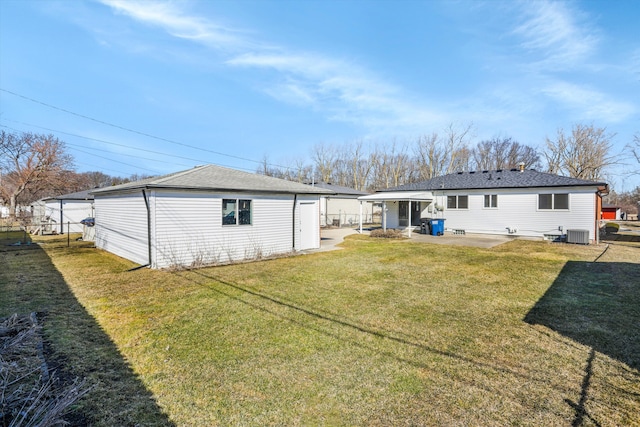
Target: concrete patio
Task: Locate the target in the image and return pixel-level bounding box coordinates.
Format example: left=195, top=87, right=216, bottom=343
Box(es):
left=318, top=227, right=513, bottom=252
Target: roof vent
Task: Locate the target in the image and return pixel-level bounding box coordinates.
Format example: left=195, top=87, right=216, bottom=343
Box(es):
left=469, top=171, right=476, bottom=174
left=519, top=162, right=525, bottom=172
left=482, top=170, right=488, bottom=173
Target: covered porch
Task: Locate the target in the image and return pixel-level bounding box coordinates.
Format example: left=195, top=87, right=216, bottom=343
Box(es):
left=357, top=191, right=435, bottom=237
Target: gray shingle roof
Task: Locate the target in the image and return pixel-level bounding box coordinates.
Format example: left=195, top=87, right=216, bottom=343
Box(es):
left=306, top=182, right=369, bottom=196
left=383, top=169, right=608, bottom=192
left=43, top=189, right=94, bottom=201
left=91, top=164, right=333, bottom=195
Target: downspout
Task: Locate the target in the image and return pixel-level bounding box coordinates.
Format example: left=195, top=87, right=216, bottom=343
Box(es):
left=292, top=194, right=298, bottom=251
left=595, top=190, right=602, bottom=245
left=141, top=189, right=152, bottom=268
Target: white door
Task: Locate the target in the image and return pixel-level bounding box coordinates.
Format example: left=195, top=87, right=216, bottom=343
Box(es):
left=299, top=202, right=318, bottom=250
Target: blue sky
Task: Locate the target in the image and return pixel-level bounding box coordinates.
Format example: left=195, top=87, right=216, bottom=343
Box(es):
left=1, top=0, right=639, bottom=190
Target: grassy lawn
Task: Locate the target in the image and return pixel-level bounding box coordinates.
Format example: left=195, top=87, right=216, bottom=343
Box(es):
left=1, top=233, right=639, bottom=426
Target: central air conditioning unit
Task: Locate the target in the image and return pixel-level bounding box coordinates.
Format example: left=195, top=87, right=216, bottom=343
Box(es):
left=566, top=229, right=589, bottom=245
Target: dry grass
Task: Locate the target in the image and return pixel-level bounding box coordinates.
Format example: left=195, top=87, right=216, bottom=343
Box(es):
left=1, top=233, right=639, bottom=426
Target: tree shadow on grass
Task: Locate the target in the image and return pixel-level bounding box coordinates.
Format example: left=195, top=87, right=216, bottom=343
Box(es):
left=524, top=260, right=640, bottom=370
left=0, top=244, right=174, bottom=426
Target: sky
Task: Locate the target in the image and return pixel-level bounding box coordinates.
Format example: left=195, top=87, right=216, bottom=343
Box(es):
left=1, top=0, right=639, bottom=191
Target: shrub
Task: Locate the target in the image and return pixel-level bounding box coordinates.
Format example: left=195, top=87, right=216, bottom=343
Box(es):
left=369, top=228, right=403, bottom=239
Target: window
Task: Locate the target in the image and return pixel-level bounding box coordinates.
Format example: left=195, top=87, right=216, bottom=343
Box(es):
left=222, top=199, right=252, bottom=225
left=538, top=193, right=569, bottom=210
left=447, top=196, right=456, bottom=209
left=538, top=194, right=552, bottom=210
left=484, top=194, right=498, bottom=208
left=554, top=194, right=569, bottom=210
left=447, top=195, right=468, bottom=209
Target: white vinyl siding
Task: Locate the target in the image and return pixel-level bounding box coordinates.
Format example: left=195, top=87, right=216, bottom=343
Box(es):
left=147, top=191, right=318, bottom=269
left=44, top=200, right=94, bottom=234
left=95, top=189, right=321, bottom=269
left=431, top=187, right=598, bottom=240
left=95, top=192, right=149, bottom=266
left=151, top=192, right=292, bottom=268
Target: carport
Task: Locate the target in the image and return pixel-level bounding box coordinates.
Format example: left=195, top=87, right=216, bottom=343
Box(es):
left=357, top=191, right=434, bottom=237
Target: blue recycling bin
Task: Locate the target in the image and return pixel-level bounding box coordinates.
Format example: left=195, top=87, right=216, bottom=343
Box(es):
left=428, top=218, right=445, bottom=236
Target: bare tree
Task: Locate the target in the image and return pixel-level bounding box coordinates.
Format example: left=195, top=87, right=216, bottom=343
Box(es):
left=291, top=157, right=313, bottom=183
left=81, top=171, right=117, bottom=188
left=257, top=155, right=291, bottom=180
left=414, top=133, right=445, bottom=180
left=471, top=137, right=540, bottom=171
left=371, top=140, right=412, bottom=189
left=311, top=143, right=338, bottom=183
left=507, top=141, right=540, bottom=170
left=627, top=133, right=640, bottom=175
left=543, top=124, right=616, bottom=181
left=443, top=122, right=473, bottom=174
left=347, top=141, right=375, bottom=191
left=413, top=123, right=473, bottom=180
left=0, top=131, right=73, bottom=217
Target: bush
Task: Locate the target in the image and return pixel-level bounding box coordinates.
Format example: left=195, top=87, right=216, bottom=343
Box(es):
left=369, top=228, right=404, bottom=239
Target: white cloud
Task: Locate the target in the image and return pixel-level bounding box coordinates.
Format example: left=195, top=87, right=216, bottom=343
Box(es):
left=99, top=0, right=255, bottom=52
left=542, top=81, right=636, bottom=123
left=512, top=1, right=598, bottom=69
left=227, top=51, right=446, bottom=130
left=96, top=1, right=448, bottom=133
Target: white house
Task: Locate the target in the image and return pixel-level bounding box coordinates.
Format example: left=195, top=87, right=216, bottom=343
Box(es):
left=91, top=165, right=333, bottom=269
left=308, top=182, right=378, bottom=227
left=36, top=190, right=94, bottom=234
left=359, top=166, right=609, bottom=243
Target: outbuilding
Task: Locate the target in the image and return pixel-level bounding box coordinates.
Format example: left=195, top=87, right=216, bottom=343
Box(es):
left=91, top=164, right=332, bottom=269
left=308, top=182, right=377, bottom=227
left=359, top=166, right=608, bottom=243
left=34, top=189, right=94, bottom=234
left=601, top=204, right=621, bottom=220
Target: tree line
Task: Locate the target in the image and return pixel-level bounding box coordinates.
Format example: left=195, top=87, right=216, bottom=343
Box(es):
left=2, top=124, right=639, bottom=218
left=260, top=123, right=623, bottom=190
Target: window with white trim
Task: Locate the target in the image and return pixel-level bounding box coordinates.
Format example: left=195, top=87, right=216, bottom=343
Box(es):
left=484, top=194, right=498, bottom=208
left=447, top=195, right=468, bottom=209
left=222, top=199, right=252, bottom=225
left=538, top=193, right=569, bottom=210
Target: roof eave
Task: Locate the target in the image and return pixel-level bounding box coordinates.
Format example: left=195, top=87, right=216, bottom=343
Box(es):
left=92, top=184, right=333, bottom=196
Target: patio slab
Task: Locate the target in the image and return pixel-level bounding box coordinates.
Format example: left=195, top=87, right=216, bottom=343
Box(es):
left=318, top=227, right=513, bottom=251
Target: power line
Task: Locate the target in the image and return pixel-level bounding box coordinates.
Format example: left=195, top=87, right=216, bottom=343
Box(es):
left=2, top=122, right=194, bottom=168
left=64, top=146, right=162, bottom=174
left=0, top=119, right=257, bottom=172
left=1, top=88, right=290, bottom=170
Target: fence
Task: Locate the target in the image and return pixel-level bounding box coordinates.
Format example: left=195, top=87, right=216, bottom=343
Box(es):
left=322, top=212, right=382, bottom=227
left=1, top=219, right=95, bottom=248
left=0, top=225, right=30, bottom=246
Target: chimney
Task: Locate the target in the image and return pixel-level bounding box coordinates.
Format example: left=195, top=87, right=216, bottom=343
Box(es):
left=519, top=162, right=525, bottom=172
